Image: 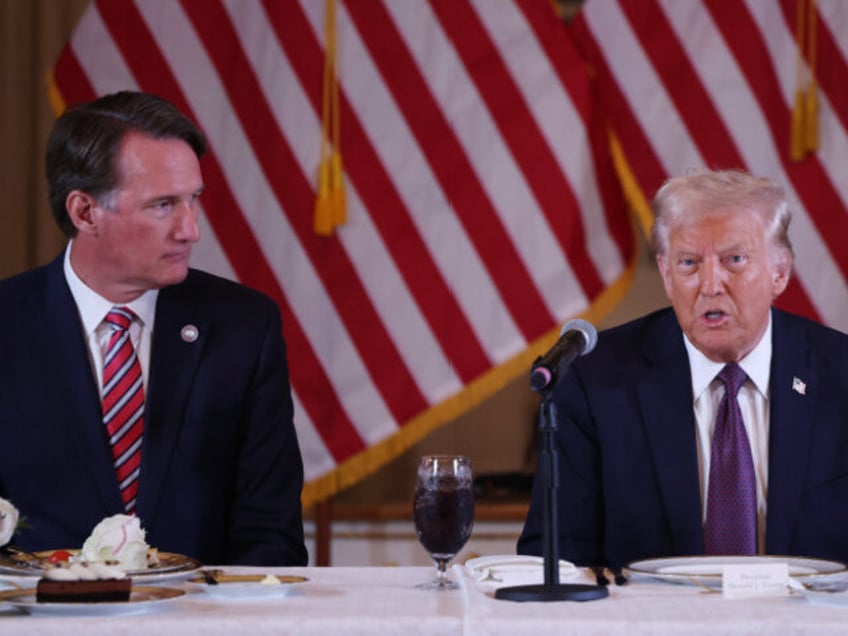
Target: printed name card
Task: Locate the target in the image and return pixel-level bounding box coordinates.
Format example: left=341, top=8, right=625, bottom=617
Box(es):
left=722, top=562, right=789, bottom=598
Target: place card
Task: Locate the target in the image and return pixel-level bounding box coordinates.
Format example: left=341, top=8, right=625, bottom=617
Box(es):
left=721, top=562, right=789, bottom=599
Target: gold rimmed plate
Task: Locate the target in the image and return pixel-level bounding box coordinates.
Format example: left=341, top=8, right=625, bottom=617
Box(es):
left=0, top=550, right=201, bottom=583
left=0, top=585, right=185, bottom=616
left=187, top=571, right=308, bottom=600
left=628, top=555, right=848, bottom=587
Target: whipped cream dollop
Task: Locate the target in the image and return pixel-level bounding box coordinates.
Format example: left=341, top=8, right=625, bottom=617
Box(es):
left=45, top=563, right=127, bottom=581
left=0, top=498, right=19, bottom=547
left=79, top=514, right=149, bottom=571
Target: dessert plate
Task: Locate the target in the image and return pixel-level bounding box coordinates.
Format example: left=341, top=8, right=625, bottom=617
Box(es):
left=0, top=585, right=185, bottom=616
left=186, top=572, right=308, bottom=600
left=0, top=550, right=201, bottom=583
left=628, top=555, right=848, bottom=586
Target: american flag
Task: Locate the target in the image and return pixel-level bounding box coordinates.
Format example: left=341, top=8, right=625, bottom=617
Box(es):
left=50, top=0, right=634, bottom=505
left=571, top=0, right=848, bottom=331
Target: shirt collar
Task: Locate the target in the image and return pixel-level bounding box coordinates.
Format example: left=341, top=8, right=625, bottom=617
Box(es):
left=684, top=310, right=773, bottom=401
left=63, top=240, right=159, bottom=334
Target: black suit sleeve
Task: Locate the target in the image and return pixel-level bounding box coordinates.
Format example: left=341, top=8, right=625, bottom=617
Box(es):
left=225, top=299, right=308, bottom=566
left=517, top=367, right=605, bottom=567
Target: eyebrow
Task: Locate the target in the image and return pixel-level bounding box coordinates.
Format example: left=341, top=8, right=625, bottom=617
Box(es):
left=673, top=241, right=751, bottom=255
left=146, top=186, right=205, bottom=204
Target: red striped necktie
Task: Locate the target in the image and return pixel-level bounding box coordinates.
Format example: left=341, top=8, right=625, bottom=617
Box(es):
left=102, top=307, right=145, bottom=513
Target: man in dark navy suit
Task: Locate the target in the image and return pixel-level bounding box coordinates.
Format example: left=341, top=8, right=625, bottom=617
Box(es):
left=519, top=169, right=848, bottom=568
left=0, top=91, right=307, bottom=566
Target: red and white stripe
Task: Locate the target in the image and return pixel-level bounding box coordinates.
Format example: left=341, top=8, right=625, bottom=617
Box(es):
left=52, top=0, right=634, bottom=503
left=102, top=307, right=144, bottom=513
left=572, top=0, right=848, bottom=332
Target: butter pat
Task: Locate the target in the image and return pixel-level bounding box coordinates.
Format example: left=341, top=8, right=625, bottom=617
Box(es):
left=260, top=574, right=281, bottom=586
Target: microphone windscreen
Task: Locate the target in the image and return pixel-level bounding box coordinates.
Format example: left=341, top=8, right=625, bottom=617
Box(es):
left=560, top=318, right=598, bottom=355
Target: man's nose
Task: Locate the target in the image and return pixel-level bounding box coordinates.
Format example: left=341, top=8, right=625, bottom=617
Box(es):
left=700, top=258, right=725, bottom=295
left=175, top=203, right=200, bottom=242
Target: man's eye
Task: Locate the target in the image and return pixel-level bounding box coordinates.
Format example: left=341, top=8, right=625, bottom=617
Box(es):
left=151, top=200, right=174, bottom=214
left=679, top=258, right=696, bottom=268
left=727, top=254, right=746, bottom=265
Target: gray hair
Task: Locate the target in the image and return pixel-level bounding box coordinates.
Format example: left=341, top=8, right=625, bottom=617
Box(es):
left=650, top=168, right=793, bottom=270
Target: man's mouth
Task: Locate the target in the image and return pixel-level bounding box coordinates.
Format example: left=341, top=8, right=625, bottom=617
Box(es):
left=703, top=310, right=727, bottom=323
left=164, top=250, right=191, bottom=262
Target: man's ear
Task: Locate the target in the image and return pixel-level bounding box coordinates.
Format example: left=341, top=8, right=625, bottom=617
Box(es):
left=656, top=255, right=674, bottom=301
left=771, top=258, right=791, bottom=300
left=65, top=190, right=99, bottom=235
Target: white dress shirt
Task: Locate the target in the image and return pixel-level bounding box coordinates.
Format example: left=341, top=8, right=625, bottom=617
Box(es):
left=63, top=241, right=158, bottom=396
left=685, top=313, right=772, bottom=554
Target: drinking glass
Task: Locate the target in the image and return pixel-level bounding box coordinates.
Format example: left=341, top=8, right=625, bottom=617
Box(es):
left=413, top=455, right=474, bottom=590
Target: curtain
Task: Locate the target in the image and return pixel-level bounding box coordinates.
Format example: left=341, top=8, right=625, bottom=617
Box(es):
left=0, top=0, right=88, bottom=278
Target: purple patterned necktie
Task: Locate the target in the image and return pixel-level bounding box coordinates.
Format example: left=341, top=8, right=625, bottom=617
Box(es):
left=703, top=362, right=757, bottom=555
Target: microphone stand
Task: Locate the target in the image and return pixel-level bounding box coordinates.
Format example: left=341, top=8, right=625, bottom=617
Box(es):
left=495, top=375, right=608, bottom=602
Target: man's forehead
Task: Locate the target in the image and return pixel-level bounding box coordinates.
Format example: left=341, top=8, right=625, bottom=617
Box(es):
left=668, top=212, right=764, bottom=249
left=115, top=134, right=201, bottom=185
left=118, top=131, right=196, bottom=159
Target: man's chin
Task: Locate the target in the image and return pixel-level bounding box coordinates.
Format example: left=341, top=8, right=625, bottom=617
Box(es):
left=686, top=325, right=738, bottom=362
left=156, top=267, right=190, bottom=289
left=691, top=336, right=744, bottom=363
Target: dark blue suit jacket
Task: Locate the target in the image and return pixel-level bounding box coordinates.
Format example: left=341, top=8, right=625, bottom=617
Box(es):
left=0, top=253, right=307, bottom=566
left=518, top=308, right=848, bottom=567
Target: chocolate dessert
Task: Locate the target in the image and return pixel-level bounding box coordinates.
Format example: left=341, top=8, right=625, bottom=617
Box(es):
left=36, top=577, right=132, bottom=603
left=36, top=564, right=132, bottom=603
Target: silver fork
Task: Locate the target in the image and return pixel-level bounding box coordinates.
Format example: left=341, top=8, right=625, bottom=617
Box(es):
left=1, top=545, right=43, bottom=571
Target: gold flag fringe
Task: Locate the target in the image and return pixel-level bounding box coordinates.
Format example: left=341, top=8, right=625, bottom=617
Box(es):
left=791, top=0, right=818, bottom=161
left=314, top=0, right=347, bottom=236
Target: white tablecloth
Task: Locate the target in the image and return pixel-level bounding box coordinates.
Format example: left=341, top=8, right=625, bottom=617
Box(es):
left=2, top=565, right=847, bottom=635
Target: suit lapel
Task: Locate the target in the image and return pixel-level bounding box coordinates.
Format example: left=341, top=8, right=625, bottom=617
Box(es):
left=137, top=277, right=209, bottom=521
left=764, top=311, right=816, bottom=554
left=44, top=256, right=125, bottom=512
left=635, top=312, right=704, bottom=555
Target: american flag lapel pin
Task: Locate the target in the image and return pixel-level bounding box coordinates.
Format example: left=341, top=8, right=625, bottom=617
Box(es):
left=792, top=376, right=806, bottom=395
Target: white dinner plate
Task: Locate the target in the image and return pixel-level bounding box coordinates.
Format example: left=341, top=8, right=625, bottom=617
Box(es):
left=0, top=585, right=185, bottom=616
left=628, top=555, right=848, bottom=586
left=186, top=572, right=308, bottom=600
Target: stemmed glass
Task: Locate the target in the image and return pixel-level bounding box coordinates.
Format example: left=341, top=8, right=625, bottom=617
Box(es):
left=413, top=455, right=474, bottom=590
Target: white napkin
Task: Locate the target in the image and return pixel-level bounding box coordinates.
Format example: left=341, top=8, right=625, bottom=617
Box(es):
left=465, top=555, right=580, bottom=589
left=0, top=498, right=19, bottom=547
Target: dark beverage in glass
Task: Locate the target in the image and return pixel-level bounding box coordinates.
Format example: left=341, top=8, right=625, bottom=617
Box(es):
left=414, top=483, right=474, bottom=557
left=413, top=455, right=474, bottom=590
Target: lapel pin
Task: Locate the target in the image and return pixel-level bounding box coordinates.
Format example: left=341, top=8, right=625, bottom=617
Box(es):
left=792, top=376, right=806, bottom=395
left=181, top=324, right=199, bottom=343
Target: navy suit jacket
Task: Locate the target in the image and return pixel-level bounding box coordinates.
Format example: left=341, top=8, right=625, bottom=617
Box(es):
left=518, top=307, right=848, bottom=567
left=0, top=253, right=307, bottom=566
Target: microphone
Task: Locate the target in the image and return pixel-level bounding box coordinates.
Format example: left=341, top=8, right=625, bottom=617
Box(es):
left=529, top=319, right=598, bottom=392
